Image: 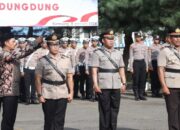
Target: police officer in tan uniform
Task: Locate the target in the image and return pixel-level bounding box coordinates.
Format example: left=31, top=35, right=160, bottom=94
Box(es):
left=149, top=35, right=162, bottom=97
left=23, top=38, right=49, bottom=104
left=18, top=37, right=28, bottom=102
left=76, top=38, right=89, bottom=99
left=35, top=34, right=74, bottom=130
left=129, top=32, right=148, bottom=100
left=59, top=37, right=74, bottom=70
left=158, top=27, right=180, bottom=130
left=69, top=38, right=80, bottom=98
left=86, top=36, right=100, bottom=101
left=59, top=37, right=71, bottom=57
left=91, top=29, right=126, bottom=130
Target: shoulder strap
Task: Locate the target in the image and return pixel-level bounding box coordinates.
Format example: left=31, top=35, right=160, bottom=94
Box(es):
left=169, top=47, right=180, bottom=61
left=98, top=48, right=119, bottom=69
left=43, top=55, right=66, bottom=81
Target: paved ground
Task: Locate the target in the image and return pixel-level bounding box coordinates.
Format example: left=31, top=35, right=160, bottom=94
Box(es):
left=0, top=90, right=168, bottom=130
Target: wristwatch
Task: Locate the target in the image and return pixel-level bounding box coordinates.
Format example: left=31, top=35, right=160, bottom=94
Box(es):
left=122, top=83, right=127, bottom=86
left=37, top=93, right=42, bottom=98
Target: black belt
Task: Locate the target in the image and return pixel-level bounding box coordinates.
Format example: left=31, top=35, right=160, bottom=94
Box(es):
left=42, top=78, right=66, bottom=86
left=165, top=68, right=180, bottom=73
left=134, top=59, right=144, bottom=62
left=99, top=68, right=119, bottom=73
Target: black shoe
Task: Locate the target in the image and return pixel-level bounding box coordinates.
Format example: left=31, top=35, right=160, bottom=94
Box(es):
left=151, top=93, right=156, bottom=97
left=25, top=99, right=31, bottom=105
left=143, top=92, right=148, bottom=96
left=86, top=95, right=92, bottom=100
left=74, top=95, right=80, bottom=99
left=31, top=100, right=39, bottom=104
left=139, top=96, right=147, bottom=100
left=89, top=96, right=97, bottom=102
left=135, top=96, right=140, bottom=101
left=81, top=95, right=86, bottom=100
left=156, top=93, right=162, bottom=98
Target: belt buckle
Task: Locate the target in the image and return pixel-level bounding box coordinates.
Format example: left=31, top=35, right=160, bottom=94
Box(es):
left=52, top=81, right=58, bottom=86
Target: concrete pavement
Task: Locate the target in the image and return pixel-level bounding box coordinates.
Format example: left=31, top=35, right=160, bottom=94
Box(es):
left=0, top=90, right=168, bottom=130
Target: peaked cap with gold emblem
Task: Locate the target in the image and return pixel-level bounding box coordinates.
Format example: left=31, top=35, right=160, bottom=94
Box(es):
left=99, top=29, right=114, bottom=42
left=45, top=34, right=59, bottom=42
left=168, top=27, right=180, bottom=35
left=100, top=29, right=114, bottom=38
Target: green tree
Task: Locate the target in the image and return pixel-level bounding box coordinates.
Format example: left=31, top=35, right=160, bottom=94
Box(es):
left=99, top=0, right=180, bottom=64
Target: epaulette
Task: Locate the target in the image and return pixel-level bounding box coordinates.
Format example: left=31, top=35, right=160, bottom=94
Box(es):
left=93, top=48, right=101, bottom=52
left=160, top=45, right=171, bottom=50
left=39, top=55, right=47, bottom=60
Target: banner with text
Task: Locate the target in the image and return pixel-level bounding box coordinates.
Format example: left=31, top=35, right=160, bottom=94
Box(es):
left=0, top=0, right=98, bottom=26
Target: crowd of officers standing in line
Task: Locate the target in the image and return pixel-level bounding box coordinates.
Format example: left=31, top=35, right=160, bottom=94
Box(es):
left=0, top=27, right=179, bottom=130
left=16, top=31, right=171, bottom=104
left=17, top=34, right=101, bottom=104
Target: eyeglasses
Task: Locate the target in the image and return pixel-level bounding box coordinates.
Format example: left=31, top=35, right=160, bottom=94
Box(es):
left=103, top=35, right=114, bottom=40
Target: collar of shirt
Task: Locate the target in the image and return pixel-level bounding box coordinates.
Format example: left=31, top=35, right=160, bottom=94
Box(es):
left=135, top=41, right=144, bottom=45
left=71, top=47, right=77, bottom=50
left=152, top=43, right=161, bottom=48
left=48, top=53, right=61, bottom=60
left=102, top=46, right=115, bottom=53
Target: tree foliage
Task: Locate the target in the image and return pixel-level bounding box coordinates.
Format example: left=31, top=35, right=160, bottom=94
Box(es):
left=99, top=0, right=180, bottom=32
left=99, top=0, right=180, bottom=65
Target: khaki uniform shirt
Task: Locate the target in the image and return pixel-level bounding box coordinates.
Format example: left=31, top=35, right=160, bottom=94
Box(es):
left=59, top=47, right=74, bottom=73
left=91, top=47, right=125, bottom=89
left=76, top=47, right=89, bottom=71
left=161, top=42, right=170, bottom=48
left=158, top=46, right=180, bottom=88
left=70, top=47, right=79, bottom=72
left=24, top=47, right=49, bottom=69
left=129, top=42, right=148, bottom=71
left=59, top=47, right=72, bottom=58
left=35, top=53, right=73, bottom=99
left=148, top=44, right=162, bottom=67
left=87, top=46, right=99, bottom=67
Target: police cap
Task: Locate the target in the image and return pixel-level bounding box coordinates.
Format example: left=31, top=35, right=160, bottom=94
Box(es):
left=83, top=38, right=90, bottom=44
left=60, top=37, right=69, bottom=43
left=27, top=37, right=36, bottom=44
left=134, top=32, right=142, bottom=38
left=91, top=36, right=99, bottom=41
left=18, top=37, right=27, bottom=43
left=45, top=34, right=59, bottom=46
left=100, top=29, right=114, bottom=38
left=167, top=27, right=180, bottom=38
left=99, top=29, right=114, bottom=42
left=69, top=38, right=78, bottom=43
left=153, top=35, right=160, bottom=40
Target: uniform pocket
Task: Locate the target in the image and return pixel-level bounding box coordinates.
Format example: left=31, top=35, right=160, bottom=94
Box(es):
left=100, top=56, right=108, bottom=62
left=44, top=65, right=53, bottom=75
